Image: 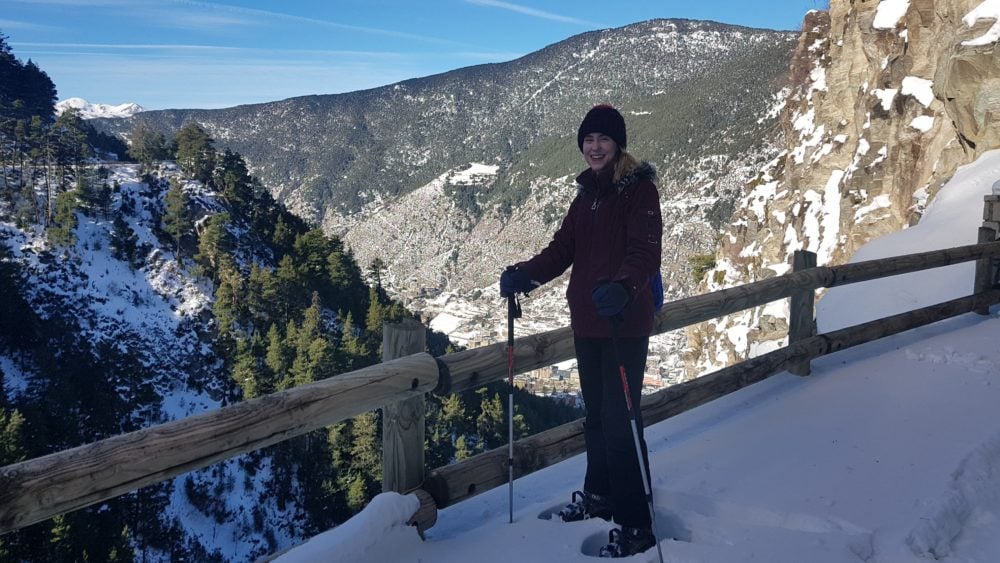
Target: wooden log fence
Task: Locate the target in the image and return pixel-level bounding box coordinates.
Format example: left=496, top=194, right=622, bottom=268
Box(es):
left=2, top=206, right=1000, bottom=538
left=422, top=289, right=1000, bottom=510
left=788, top=249, right=818, bottom=376
left=0, top=353, right=440, bottom=533
left=381, top=319, right=428, bottom=496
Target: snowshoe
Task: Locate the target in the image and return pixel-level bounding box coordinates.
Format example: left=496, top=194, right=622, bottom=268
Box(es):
left=557, top=490, right=612, bottom=522
left=598, top=526, right=655, bottom=558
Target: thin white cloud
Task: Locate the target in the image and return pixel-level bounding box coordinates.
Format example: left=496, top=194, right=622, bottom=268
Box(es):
left=13, top=41, right=455, bottom=60
left=0, top=18, right=60, bottom=31
left=3, top=0, right=480, bottom=46
left=170, top=0, right=475, bottom=47
left=464, top=0, right=604, bottom=27
left=152, top=11, right=259, bottom=30
left=3, top=0, right=140, bottom=5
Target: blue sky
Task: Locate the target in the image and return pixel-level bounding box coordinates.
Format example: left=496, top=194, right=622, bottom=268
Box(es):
left=2, top=0, right=828, bottom=110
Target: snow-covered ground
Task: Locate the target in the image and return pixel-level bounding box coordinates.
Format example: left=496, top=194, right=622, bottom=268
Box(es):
left=274, top=151, right=1000, bottom=561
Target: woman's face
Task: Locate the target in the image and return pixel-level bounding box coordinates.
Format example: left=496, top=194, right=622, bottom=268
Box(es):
left=581, top=132, right=618, bottom=173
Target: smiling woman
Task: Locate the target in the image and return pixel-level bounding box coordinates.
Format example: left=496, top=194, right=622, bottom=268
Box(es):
left=2, top=0, right=820, bottom=109
left=500, top=103, right=664, bottom=557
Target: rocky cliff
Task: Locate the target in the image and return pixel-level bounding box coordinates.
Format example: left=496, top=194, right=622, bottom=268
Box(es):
left=687, top=0, right=1000, bottom=375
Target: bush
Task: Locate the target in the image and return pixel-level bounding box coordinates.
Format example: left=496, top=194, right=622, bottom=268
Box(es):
left=689, top=254, right=717, bottom=284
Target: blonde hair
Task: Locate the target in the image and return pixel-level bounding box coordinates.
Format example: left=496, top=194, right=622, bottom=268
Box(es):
left=613, top=150, right=640, bottom=183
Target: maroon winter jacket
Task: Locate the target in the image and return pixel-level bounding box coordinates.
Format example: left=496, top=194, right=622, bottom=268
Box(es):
left=517, top=162, right=662, bottom=338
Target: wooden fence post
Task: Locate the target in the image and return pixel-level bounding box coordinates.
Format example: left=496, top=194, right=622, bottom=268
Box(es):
left=976, top=195, right=1000, bottom=314
left=382, top=318, right=427, bottom=494
left=788, top=250, right=817, bottom=376
left=975, top=228, right=999, bottom=315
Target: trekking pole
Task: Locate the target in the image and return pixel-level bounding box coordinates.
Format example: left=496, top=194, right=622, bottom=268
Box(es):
left=506, top=292, right=522, bottom=524
left=609, top=316, right=665, bottom=563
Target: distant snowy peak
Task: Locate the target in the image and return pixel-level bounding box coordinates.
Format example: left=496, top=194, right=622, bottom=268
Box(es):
left=56, top=97, right=145, bottom=119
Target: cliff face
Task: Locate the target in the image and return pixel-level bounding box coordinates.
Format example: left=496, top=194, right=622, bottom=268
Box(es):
left=686, top=0, right=1000, bottom=375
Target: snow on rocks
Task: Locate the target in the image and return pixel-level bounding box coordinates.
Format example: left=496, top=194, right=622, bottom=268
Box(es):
left=873, top=0, right=911, bottom=30
left=900, top=76, right=935, bottom=107
left=909, top=115, right=935, bottom=133
left=963, top=0, right=1000, bottom=46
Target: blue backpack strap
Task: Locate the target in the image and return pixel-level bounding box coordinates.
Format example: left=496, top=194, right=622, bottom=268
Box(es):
left=649, top=270, right=664, bottom=312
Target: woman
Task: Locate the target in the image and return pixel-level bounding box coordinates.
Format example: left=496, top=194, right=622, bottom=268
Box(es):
left=499, top=104, right=662, bottom=558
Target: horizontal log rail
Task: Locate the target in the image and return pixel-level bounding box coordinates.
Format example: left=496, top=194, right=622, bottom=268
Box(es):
left=421, top=289, right=1000, bottom=510
left=439, top=240, right=1000, bottom=394
left=2, top=239, right=999, bottom=536
left=0, top=353, right=440, bottom=534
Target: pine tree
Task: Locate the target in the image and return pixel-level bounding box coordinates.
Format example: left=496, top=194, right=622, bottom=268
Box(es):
left=174, top=122, right=216, bottom=183
left=214, top=149, right=253, bottom=209
left=303, top=337, right=336, bottom=384
left=245, top=264, right=270, bottom=334
left=327, top=421, right=350, bottom=470
left=476, top=391, right=506, bottom=451
left=264, top=323, right=291, bottom=378
left=293, top=229, right=333, bottom=301
left=213, top=259, right=244, bottom=340
left=441, top=393, right=470, bottom=438
left=232, top=339, right=262, bottom=398
left=275, top=319, right=300, bottom=390
left=195, top=212, right=233, bottom=280
left=128, top=121, right=167, bottom=171
left=49, top=514, right=75, bottom=561
left=337, top=311, right=369, bottom=372
left=16, top=59, right=57, bottom=122
left=347, top=411, right=381, bottom=508
left=327, top=238, right=366, bottom=319
left=288, top=293, right=334, bottom=386
left=96, top=182, right=113, bottom=221
left=73, top=170, right=95, bottom=212
left=48, top=190, right=78, bottom=246
left=51, top=109, right=91, bottom=186
left=369, top=257, right=386, bottom=294
left=298, top=292, right=323, bottom=348
left=162, top=179, right=191, bottom=255
left=365, top=285, right=385, bottom=344
left=0, top=32, right=16, bottom=108
left=0, top=408, right=26, bottom=465
left=345, top=475, right=368, bottom=513
left=108, top=526, right=136, bottom=562
left=454, top=434, right=473, bottom=461
left=271, top=255, right=302, bottom=323
left=271, top=214, right=295, bottom=256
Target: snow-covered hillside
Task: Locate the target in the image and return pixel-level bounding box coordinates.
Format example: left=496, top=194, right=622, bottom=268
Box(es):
left=275, top=152, right=1000, bottom=562
left=0, top=164, right=300, bottom=560
left=56, top=97, right=144, bottom=119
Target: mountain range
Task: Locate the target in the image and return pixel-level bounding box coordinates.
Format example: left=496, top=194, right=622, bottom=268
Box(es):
left=56, top=97, right=145, bottom=119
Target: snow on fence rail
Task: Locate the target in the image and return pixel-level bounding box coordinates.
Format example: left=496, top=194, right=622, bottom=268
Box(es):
left=2, top=227, right=999, bottom=538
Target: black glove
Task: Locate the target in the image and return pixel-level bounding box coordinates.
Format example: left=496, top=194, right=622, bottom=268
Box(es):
left=592, top=282, right=630, bottom=317
left=500, top=266, right=539, bottom=297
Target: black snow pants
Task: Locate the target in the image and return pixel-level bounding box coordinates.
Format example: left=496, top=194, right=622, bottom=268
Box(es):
left=574, top=335, right=651, bottom=529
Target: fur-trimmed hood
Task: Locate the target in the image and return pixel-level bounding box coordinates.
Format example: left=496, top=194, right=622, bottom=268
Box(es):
left=612, top=161, right=657, bottom=194
left=576, top=161, right=657, bottom=196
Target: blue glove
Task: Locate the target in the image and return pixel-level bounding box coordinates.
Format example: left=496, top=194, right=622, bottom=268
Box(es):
left=592, top=282, right=630, bottom=317
left=500, top=266, right=539, bottom=297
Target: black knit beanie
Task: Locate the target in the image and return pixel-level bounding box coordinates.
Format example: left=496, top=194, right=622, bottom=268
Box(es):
left=577, top=104, right=627, bottom=152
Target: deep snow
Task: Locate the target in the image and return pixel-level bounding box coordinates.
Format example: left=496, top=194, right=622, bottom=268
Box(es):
left=274, top=146, right=1000, bottom=562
